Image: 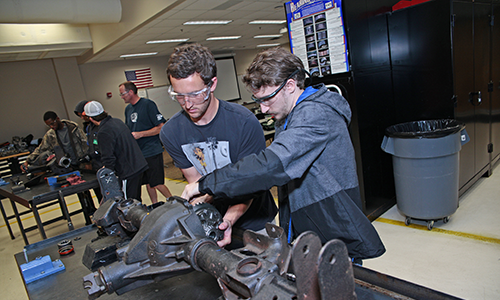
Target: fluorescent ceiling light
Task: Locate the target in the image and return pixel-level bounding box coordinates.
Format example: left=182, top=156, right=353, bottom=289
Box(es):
left=206, top=36, right=241, bottom=41
left=253, top=34, right=283, bottom=39
left=249, top=20, right=286, bottom=24
left=120, top=52, right=158, bottom=58
left=146, top=38, right=189, bottom=44
left=256, top=43, right=281, bottom=48
left=183, top=20, right=232, bottom=25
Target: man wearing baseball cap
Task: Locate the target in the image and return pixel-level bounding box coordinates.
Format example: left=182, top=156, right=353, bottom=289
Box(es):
left=74, top=100, right=102, bottom=172
left=84, top=101, right=148, bottom=201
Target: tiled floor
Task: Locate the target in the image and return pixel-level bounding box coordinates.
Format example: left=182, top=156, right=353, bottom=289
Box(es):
left=363, top=163, right=500, bottom=300
left=0, top=163, right=499, bottom=299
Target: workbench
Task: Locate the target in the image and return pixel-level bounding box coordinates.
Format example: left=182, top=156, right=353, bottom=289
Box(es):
left=0, top=172, right=98, bottom=245
left=14, top=225, right=461, bottom=300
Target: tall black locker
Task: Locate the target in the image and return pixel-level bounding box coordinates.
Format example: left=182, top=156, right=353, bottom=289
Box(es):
left=329, top=0, right=499, bottom=218
left=489, top=2, right=500, bottom=169
left=453, top=1, right=494, bottom=190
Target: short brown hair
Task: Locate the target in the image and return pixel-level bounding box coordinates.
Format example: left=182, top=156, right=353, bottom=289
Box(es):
left=119, top=81, right=138, bottom=94
left=243, top=47, right=306, bottom=91
left=166, top=43, right=216, bottom=85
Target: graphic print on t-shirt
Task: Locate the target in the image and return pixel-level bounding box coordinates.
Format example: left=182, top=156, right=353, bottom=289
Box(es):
left=130, top=112, right=138, bottom=123
left=181, top=137, right=230, bottom=176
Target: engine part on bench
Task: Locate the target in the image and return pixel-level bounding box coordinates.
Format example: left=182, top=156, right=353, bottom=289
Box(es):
left=83, top=167, right=355, bottom=299
left=83, top=215, right=356, bottom=300
left=116, top=198, right=149, bottom=233
left=50, top=145, right=72, bottom=170
left=83, top=196, right=224, bottom=298
left=292, top=232, right=356, bottom=300
left=82, top=234, right=126, bottom=271
left=11, top=183, right=28, bottom=193
left=84, top=169, right=219, bottom=271
left=185, top=227, right=356, bottom=300
left=96, top=168, right=123, bottom=203
left=26, top=146, right=73, bottom=175
left=193, top=203, right=225, bottom=241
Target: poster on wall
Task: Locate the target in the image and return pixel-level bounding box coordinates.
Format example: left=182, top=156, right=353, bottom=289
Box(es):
left=285, top=0, right=348, bottom=77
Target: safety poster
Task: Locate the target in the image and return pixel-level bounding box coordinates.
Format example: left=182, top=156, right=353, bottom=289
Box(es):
left=285, top=0, right=348, bottom=77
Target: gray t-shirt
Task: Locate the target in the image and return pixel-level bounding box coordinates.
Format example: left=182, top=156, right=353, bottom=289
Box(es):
left=160, top=100, right=277, bottom=231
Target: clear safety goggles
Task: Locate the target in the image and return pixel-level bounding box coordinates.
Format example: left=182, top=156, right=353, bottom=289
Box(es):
left=168, top=82, right=212, bottom=105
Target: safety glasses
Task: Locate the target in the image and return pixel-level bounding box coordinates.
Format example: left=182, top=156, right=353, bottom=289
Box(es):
left=251, top=69, right=300, bottom=104
left=168, top=81, right=212, bottom=105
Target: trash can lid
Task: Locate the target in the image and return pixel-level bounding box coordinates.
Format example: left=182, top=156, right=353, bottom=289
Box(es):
left=385, top=119, right=465, bottom=138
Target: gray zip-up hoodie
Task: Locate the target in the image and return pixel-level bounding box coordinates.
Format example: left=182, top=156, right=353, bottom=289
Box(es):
left=199, top=84, right=385, bottom=259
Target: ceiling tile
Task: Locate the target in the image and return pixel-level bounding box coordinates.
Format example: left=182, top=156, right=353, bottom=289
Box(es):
left=0, top=0, right=290, bottom=63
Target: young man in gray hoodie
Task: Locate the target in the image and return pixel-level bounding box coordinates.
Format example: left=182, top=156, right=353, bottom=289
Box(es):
left=182, top=47, right=385, bottom=263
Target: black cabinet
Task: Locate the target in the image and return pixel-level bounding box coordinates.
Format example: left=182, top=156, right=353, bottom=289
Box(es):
left=491, top=2, right=500, bottom=163
left=452, top=0, right=496, bottom=190
left=329, top=0, right=499, bottom=218
left=382, top=0, right=498, bottom=192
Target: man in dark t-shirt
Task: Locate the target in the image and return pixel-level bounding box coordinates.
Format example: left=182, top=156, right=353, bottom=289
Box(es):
left=120, top=81, right=172, bottom=204
left=161, top=43, right=277, bottom=248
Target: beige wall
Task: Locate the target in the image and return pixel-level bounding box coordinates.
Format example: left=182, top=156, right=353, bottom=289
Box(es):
left=0, top=47, right=269, bottom=144
left=79, top=55, right=171, bottom=121
left=53, top=57, right=88, bottom=121
left=0, top=58, right=83, bottom=143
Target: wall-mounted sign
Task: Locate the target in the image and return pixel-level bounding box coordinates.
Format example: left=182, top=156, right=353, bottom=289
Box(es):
left=285, top=0, right=348, bottom=77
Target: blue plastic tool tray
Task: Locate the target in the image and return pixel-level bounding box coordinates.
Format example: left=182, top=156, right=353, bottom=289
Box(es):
left=20, top=255, right=65, bottom=284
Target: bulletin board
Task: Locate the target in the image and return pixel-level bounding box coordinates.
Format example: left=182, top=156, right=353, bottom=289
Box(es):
left=285, top=0, right=348, bottom=77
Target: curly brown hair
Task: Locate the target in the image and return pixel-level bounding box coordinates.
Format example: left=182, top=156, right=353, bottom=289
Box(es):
left=242, top=47, right=306, bottom=92
left=166, top=43, right=216, bottom=85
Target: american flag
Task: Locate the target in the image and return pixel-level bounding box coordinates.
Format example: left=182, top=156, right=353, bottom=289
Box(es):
left=124, top=68, right=153, bottom=89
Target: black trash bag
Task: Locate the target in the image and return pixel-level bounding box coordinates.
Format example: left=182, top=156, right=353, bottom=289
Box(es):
left=385, top=119, right=465, bottom=139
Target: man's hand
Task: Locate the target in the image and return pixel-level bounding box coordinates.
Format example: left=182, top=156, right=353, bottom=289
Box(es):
left=189, top=194, right=213, bottom=205
left=217, top=219, right=233, bottom=247
left=131, top=124, right=163, bottom=140
left=131, top=132, right=142, bottom=139
left=181, top=182, right=201, bottom=200
left=21, top=161, right=29, bottom=173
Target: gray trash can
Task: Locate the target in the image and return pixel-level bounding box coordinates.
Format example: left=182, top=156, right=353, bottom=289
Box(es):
left=381, top=119, right=469, bottom=230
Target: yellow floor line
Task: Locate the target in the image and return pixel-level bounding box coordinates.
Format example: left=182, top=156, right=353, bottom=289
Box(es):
left=376, top=217, right=500, bottom=245
left=165, top=177, right=187, bottom=184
